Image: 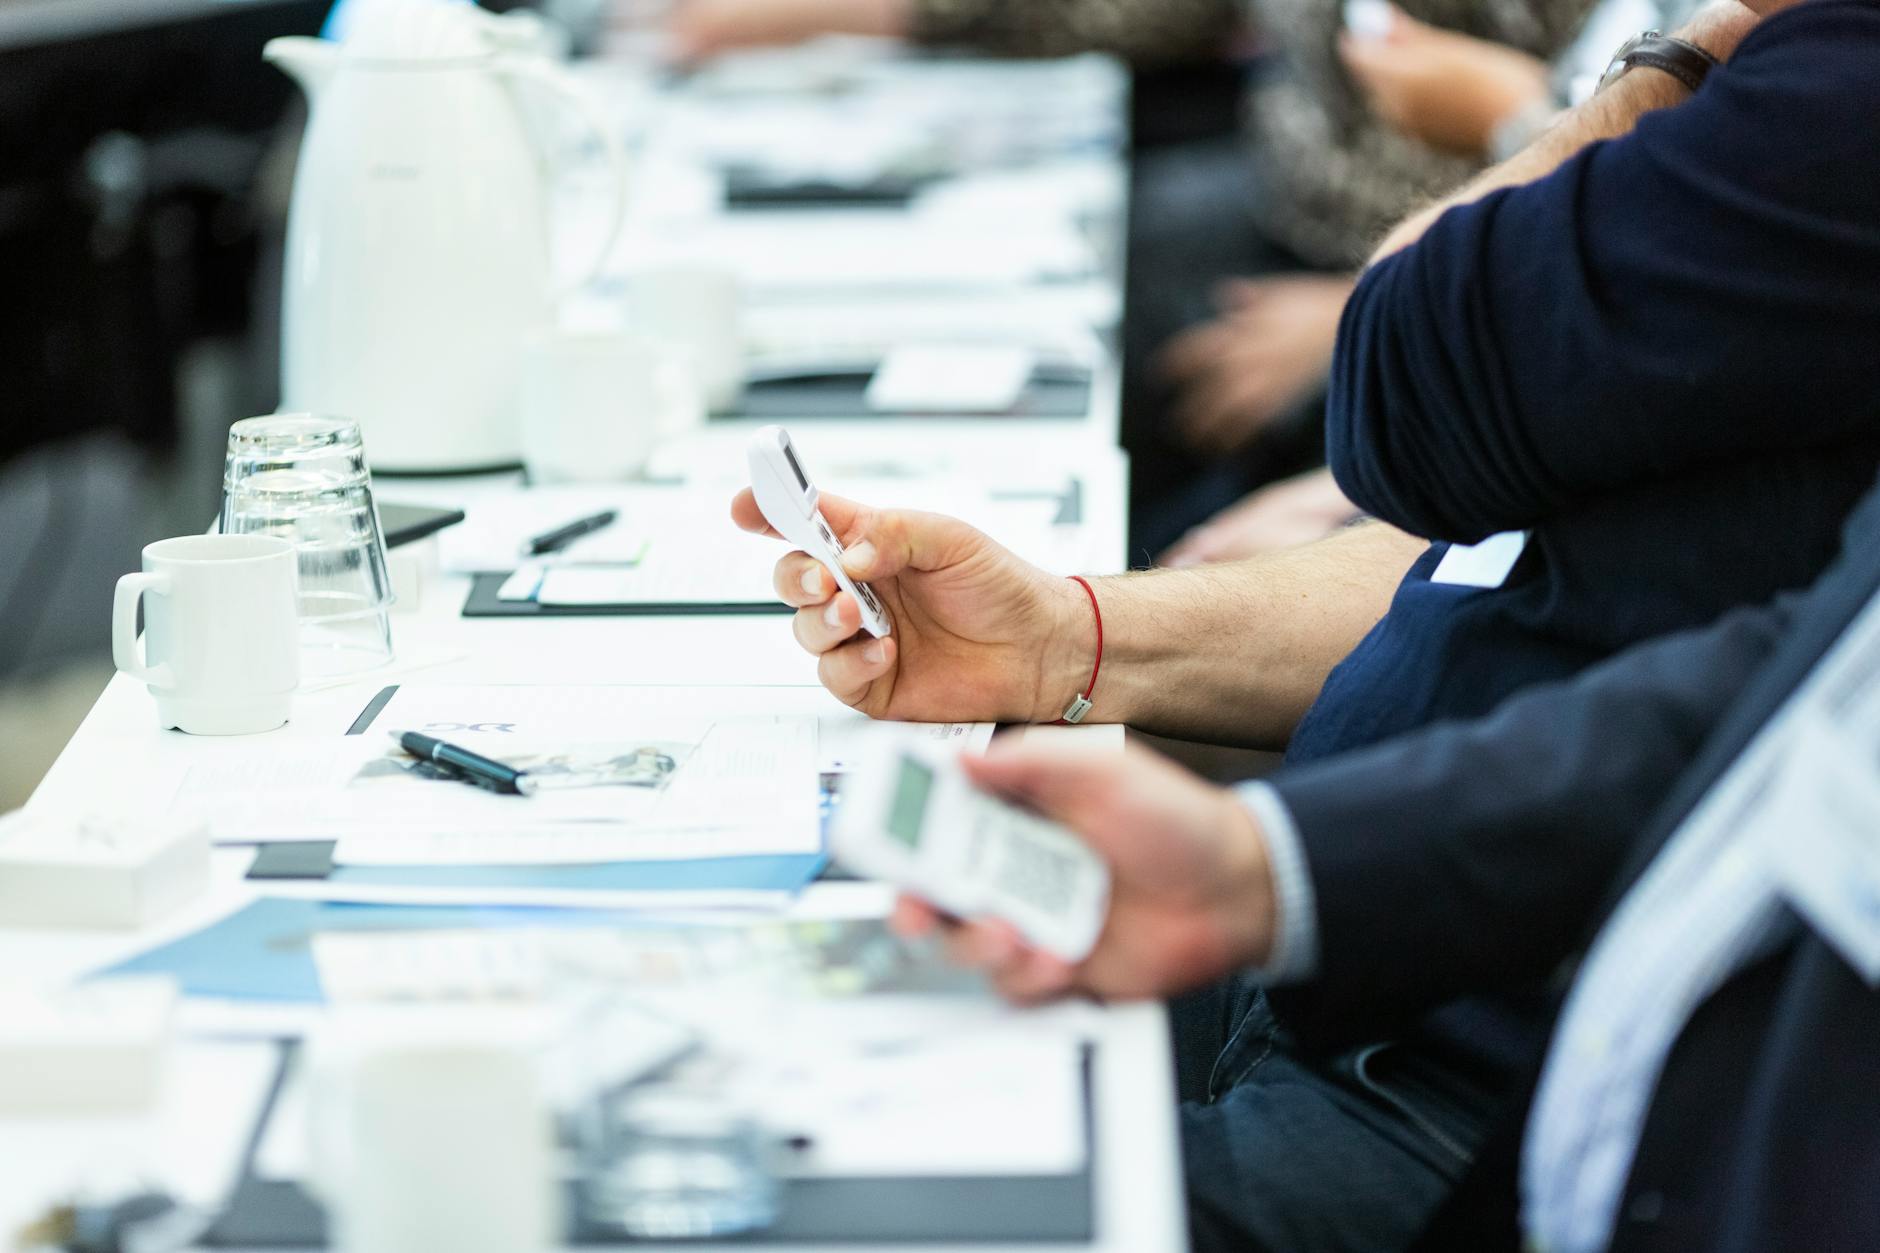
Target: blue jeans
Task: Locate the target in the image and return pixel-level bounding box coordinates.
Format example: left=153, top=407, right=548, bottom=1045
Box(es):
left=1174, top=983, right=1493, bottom=1253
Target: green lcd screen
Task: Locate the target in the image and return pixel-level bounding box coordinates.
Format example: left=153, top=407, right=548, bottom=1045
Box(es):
left=886, top=756, right=937, bottom=850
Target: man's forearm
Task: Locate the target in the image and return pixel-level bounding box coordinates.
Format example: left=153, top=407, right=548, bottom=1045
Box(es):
left=1372, top=4, right=1758, bottom=261
left=1090, top=522, right=1426, bottom=748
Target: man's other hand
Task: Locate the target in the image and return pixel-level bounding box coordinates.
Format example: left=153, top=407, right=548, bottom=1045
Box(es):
left=891, top=738, right=1278, bottom=1005
left=1159, top=275, right=1354, bottom=457
left=1163, top=467, right=1360, bottom=567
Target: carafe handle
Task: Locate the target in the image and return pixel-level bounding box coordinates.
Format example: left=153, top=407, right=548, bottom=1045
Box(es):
left=500, top=55, right=631, bottom=299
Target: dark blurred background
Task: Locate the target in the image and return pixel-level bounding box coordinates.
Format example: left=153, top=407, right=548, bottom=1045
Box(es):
left=0, top=1, right=328, bottom=801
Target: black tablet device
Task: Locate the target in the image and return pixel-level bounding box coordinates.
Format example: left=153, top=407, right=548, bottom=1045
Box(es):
left=377, top=502, right=466, bottom=549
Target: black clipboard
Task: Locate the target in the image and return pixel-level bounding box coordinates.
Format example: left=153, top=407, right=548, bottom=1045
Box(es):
left=204, top=1042, right=1098, bottom=1247
left=462, top=573, right=795, bottom=619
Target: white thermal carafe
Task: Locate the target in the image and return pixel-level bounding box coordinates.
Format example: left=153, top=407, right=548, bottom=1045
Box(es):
left=266, top=1, right=627, bottom=472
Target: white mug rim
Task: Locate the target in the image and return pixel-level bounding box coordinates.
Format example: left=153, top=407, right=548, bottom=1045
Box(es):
left=145, top=534, right=296, bottom=566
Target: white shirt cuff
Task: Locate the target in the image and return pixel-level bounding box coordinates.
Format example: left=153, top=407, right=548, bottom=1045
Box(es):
left=1235, top=781, right=1321, bottom=984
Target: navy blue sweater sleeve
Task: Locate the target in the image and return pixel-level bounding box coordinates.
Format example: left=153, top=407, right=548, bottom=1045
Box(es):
left=1327, top=0, right=1880, bottom=543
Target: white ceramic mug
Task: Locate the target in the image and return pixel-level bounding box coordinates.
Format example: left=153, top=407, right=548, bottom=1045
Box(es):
left=520, top=329, right=703, bottom=484
left=623, top=265, right=744, bottom=414
left=112, top=534, right=300, bottom=735
left=306, top=1021, right=558, bottom=1253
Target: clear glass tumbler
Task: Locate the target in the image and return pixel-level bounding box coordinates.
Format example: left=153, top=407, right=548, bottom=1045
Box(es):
left=220, top=414, right=395, bottom=678
left=578, top=1081, right=780, bottom=1240
left=546, top=946, right=780, bottom=1243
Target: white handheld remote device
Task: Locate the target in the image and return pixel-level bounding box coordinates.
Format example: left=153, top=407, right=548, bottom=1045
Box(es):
left=833, top=736, right=1111, bottom=962
left=747, top=425, right=891, bottom=638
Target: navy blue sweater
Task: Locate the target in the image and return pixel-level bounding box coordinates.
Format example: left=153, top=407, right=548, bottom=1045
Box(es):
left=1279, top=0, right=1880, bottom=1084
left=1291, top=0, right=1880, bottom=767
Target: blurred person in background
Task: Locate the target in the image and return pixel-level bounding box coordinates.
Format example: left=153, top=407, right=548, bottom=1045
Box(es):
left=1162, top=0, right=1710, bottom=568
left=660, top=0, right=1593, bottom=557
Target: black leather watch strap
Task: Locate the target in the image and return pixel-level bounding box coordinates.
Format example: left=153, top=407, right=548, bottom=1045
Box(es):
left=1603, top=33, right=1720, bottom=94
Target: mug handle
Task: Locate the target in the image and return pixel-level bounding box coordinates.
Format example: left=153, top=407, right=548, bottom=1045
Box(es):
left=113, top=572, right=176, bottom=688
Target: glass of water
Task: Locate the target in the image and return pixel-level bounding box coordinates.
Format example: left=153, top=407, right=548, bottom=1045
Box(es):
left=220, top=414, right=394, bottom=678
left=548, top=946, right=782, bottom=1243
left=578, top=1079, right=781, bottom=1240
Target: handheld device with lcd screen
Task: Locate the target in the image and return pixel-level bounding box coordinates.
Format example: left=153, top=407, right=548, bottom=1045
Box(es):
left=747, top=425, right=891, bottom=638
left=833, top=737, right=1111, bottom=961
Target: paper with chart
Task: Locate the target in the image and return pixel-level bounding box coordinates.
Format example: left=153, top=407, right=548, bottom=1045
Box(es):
left=171, top=686, right=818, bottom=861
left=331, top=717, right=819, bottom=866
left=171, top=720, right=809, bottom=846
left=170, top=685, right=992, bottom=868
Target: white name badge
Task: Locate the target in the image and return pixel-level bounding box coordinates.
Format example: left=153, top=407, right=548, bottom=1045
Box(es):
left=1768, top=718, right=1880, bottom=986
left=1429, top=530, right=1530, bottom=589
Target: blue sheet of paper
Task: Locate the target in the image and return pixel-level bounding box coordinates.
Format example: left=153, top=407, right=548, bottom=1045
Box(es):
left=326, top=852, right=826, bottom=893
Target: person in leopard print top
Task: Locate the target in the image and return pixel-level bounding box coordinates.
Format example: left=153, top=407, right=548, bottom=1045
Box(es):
left=671, top=0, right=1591, bottom=265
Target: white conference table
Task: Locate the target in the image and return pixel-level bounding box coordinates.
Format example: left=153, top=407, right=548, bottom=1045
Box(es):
left=1, top=446, right=1183, bottom=1251
left=2, top=467, right=1181, bottom=1250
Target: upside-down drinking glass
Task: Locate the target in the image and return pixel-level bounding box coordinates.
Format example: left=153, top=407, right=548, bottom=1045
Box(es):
left=220, top=414, right=394, bottom=678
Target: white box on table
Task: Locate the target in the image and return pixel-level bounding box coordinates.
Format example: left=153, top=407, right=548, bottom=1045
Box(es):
left=0, top=977, right=178, bottom=1112
left=0, top=810, right=210, bottom=929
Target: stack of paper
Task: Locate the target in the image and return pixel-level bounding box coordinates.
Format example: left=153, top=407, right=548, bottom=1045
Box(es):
left=164, top=685, right=992, bottom=911
left=176, top=686, right=820, bottom=879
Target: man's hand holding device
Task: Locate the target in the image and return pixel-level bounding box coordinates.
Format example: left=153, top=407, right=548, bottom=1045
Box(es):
left=733, top=426, right=1095, bottom=725
left=886, top=739, right=1280, bottom=1006
left=833, top=734, right=1114, bottom=963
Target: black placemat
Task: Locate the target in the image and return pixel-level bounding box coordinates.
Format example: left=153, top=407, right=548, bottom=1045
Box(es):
left=461, top=574, right=794, bottom=619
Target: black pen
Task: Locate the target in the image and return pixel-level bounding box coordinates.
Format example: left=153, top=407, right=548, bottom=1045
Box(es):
left=394, top=731, right=536, bottom=796
left=525, top=509, right=618, bottom=555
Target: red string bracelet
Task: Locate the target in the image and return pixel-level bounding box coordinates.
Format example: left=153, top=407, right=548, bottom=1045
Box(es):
left=1053, top=574, right=1102, bottom=725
